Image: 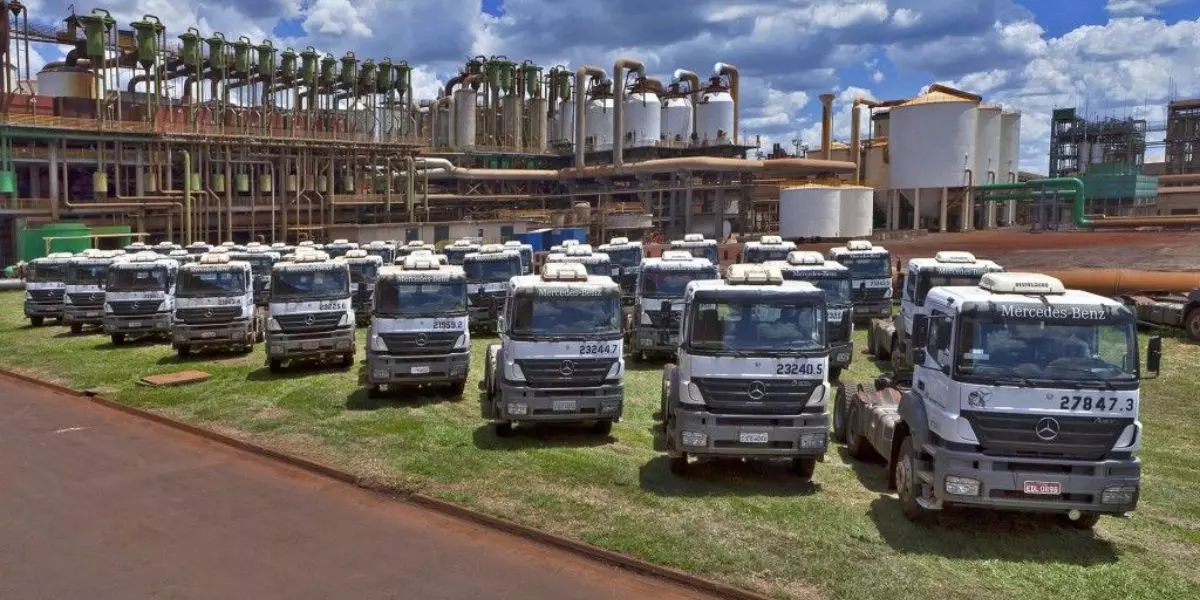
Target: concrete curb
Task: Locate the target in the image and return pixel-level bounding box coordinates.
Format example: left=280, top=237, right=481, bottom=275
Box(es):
left=0, top=367, right=771, bottom=600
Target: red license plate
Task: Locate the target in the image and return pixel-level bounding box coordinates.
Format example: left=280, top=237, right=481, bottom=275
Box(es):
left=1023, top=481, right=1062, bottom=495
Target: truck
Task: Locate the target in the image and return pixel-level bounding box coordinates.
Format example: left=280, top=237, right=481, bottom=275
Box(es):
left=366, top=254, right=470, bottom=396
left=869, top=251, right=1004, bottom=373
left=185, top=242, right=213, bottom=256
left=102, top=251, right=180, bottom=345
left=670, top=233, right=720, bottom=265
left=443, top=239, right=481, bottom=266
left=63, top=251, right=124, bottom=334
left=772, top=251, right=854, bottom=380
left=503, top=240, right=535, bottom=275
left=547, top=239, right=581, bottom=254
left=324, top=239, right=359, bottom=259
left=837, top=272, right=1158, bottom=528
left=546, top=244, right=612, bottom=277
left=395, top=240, right=431, bottom=261
left=463, top=244, right=523, bottom=333
left=168, top=249, right=197, bottom=265
left=597, top=237, right=644, bottom=302
left=828, top=240, right=893, bottom=321
left=741, top=235, right=796, bottom=263
left=171, top=252, right=264, bottom=356
left=659, top=263, right=831, bottom=478
left=482, top=262, right=625, bottom=437
left=152, top=242, right=182, bottom=255
left=343, top=249, right=384, bottom=326
left=230, top=247, right=280, bottom=305
left=408, top=248, right=449, bottom=266
left=264, top=251, right=357, bottom=372
left=363, top=240, right=397, bottom=265
left=627, top=250, right=718, bottom=361
left=23, top=252, right=75, bottom=326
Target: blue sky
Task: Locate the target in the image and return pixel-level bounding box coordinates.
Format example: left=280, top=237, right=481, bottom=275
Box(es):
left=21, top=1, right=1200, bottom=172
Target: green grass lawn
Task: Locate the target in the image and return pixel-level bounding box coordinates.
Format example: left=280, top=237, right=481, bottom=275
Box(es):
left=1, top=290, right=1197, bottom=600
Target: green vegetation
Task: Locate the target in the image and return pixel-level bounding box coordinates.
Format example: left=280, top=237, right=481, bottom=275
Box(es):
left=1, top=290, right=1196, bottom=600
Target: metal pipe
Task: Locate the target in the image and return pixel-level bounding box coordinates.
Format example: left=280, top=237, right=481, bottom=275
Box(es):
left=400, top=155, right=855, bottom=180
left=819, top=93, right=835, bottom=160
left=574, top=65, right=607, bottom=169
left=849, top=102, right=862, bottom=182
left=1039, top=270, right=1200, bottom=296
left=715, top=62, right=740, bottom=144
left=673, top=69, right=702, bottom=139
left=612, top=58, right=645, bottom=168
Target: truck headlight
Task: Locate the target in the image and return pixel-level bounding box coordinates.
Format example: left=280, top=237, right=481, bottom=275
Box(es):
left=505, top=362, right=525, bottom=382
left=944, top=475, right=981, bottom=496
left=605, top=360, right=623, bottom=381
left=267, top=317, right=281, bottom=331
left=681, top=381, right=705, bottom=405
left=453, top=334, right=468, bottom=349
left=338, top=311, right=353, bottom=327
left=104, top=303, right=113, bottom=313
left=369, top=334, right=387, bottom=352
left=883, top=287, right=894, bottom=299
left=1101, top=485, right=1138, bottom=505
left=24, top=292, right=31, bottom=300
left=808, top=384, right=827, bottom=407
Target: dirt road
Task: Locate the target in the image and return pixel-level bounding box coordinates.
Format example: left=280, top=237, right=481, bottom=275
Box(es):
left=0, top=375, right=718, bottom=600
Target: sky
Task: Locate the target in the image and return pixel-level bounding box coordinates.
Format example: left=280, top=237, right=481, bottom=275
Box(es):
left=14, top=0, right=1200, bottom=174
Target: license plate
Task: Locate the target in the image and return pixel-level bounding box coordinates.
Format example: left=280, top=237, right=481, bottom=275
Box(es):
left=668, top=335, right=679, bottom=345
left=611, top=268, right=620, bottom=276
left=85, top=311, right=100, bottom=317
left=201, top=331, right=217, bottom=339
left=836, top=352, right=850, bottom=362
left=410, top=365, right=431, bottom=375
left=1023, top=481, right=1062, bottom=496
left=739, top=432, right=769, bottom=444
left=128, top=321, right=143, bottom=328
left=552, top=400, right=577, bottom=412
left=301, top=341, right=319, bottom=350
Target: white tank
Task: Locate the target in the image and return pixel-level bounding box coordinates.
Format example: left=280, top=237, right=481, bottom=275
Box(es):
left=661, top=96, right=693, bottom=144
left=555, top=98, right=575, bottom=144
left=696, top=89, right=735, bottom=145
left=839, top=186, right=874, bottom=238
left=623, top=91, right=661, bottom=147
left=37, top=66, right=98, bottom=98
left=999, top=109, right=1021, bottom=184
left=585, top=96, right=614, bottom=151
left=780, top=185, right=840, bottom=239
left=452, top=88, right=477, bottom=149
left=974, top=105, right=1002, bottom=185
left=888, top=90, right=977, bottom=196
left=527, top=97, right=549, bottom=152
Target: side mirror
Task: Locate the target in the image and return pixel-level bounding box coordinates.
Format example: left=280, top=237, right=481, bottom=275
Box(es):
left=1147, top=336, right=1162, bottom=374
left=911, top=313, right=929, bottom=345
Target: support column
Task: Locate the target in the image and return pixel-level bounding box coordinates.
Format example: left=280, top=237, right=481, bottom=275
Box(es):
left=1006, top=199, right=1016, bottom=226
left=30, top=165, right=41, bottom=198
left=985, top=200, right=996, bottom=229
left=135, top=146, right=146, bottom=196
left=48, top=143, right=60, bottom=221
left=885, top=189, right=895, bottom=230
left=939, top=187, right=948, bottom=232
left=715, top=184, right=726, bottom=241
left=912, top=188, right=921, bottom=231
left=959, top=188, right=970, bottom=232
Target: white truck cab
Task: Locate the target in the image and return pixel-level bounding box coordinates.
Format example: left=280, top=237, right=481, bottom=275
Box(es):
left=443, top=239, right=481, bottom=266
left=23, top=252, right=75, bottom=325
left=742, top=235, right=796, bottom=264
left=407, top=248, right=449, bottom=266
left=63, top=251, right=124, bottom=334
left=503, top=240, right=535, bottom=275
left=483, top=262, right=625, bottom=437
left=324, top=239, right=359, bottom=259
left=185, top=242, right=213, bottom=256
left=363, top=240, right=397, bottom=265
left=545, top=244, right=613, bottom=277
left=367, top=255, right=470, bottom=396
left=265, top=251, right=356, bottom=372
left=230, top=247, right=280, bottom=305
left=395, top=240, right=430, bottom=261
left=828, top=240, right=893, bottom=320
left=598, top=236, right=644, bottom=301
left=102, top=251, right=180, bottom=345
left=770, top=251, right=855, bottom=379
left=343, top=249, right=385, bottom=326
left=670, top=233, right=720, bottom=265
left=628, top=250, right=718, bottom=361
left=171, top=252, right=264, bottom=356
left=152, top=242, right=181, bottom=255
left=660, top=264, right=831, bottom=479
left=462, top=244, right=523, bottom=333
left=839, top=272, right=1159, bottom=528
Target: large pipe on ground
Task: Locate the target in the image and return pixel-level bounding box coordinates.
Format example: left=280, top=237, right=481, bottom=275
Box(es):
left=612, top=58, right=645, bottom=168
left=1039, top=270, right=1200, bottom=296
left=819, top=93, right=835, bottom=160
left=574, top=65, right=607, bottom=169
left=979, top=177, right=1200, bottom=229
left=398, top=155, right=856, bottom=181
left=715, top=62, right=739, bottom=144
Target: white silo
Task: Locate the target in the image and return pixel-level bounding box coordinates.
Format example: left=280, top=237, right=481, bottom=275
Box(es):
left=623, top=85, right=661, bottom=147
left=585, top=92, right=614, bottom=151
left=555, top=98, right=575, bottom=144
left=527, top=97, right=549, bottom=152
left=999, top=109, right=1021, bottom=183
left=452, top=88, right=477, bottom=149
left=661, top=88, right=693, bottom=144
left=974, top=104, right=1002, bottom=185
left=888, top=89, right=978, bottom=215
left=780, top=185, right=841, bottom=239
left=696, top=77, right=734, bottom=145
left=839, top=186, right=874, bottom=238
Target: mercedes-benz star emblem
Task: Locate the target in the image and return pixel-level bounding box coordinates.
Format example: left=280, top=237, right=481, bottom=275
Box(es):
left=204, top=309, right=214, bottom=319
left=304, top=314, right=316, bottom=326
left=1035, top=417, right=1060, bottom=441
left=559, top=360, right=575, bottom=376
left=415, top=333, right=428, bottom=347
left=747, top=380, right=767, bottom=401
left=131, top=302, right=140, bottom=311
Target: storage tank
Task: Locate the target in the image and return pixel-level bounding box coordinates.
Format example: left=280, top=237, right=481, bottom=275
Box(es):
left=660, top=85, right=693, bottom=144
left=696, top=76, right=734, bottom=145
left=887, top=90, right=978, bottom=205
left=36, top=66, right=98, bottom=98
left=779, top=185, right=840, bottom=239
left=452, top=88, right=477, bottom=149
left=585, top=90, right=614, bottom=151
left=839, top=186, right=874, bottom=238
left=974, top=104, right=1002, bottom=185
left=527, top=97, right=549, bottom=152
left=501, top=95, right=523, bottom=150
left=433, top=103, right=450, bottom=147
left=623, top=85, right=661, bottom=147
left=555, top=98, right=575, bottom=144
left=999, top=109, right=1021, bottom=183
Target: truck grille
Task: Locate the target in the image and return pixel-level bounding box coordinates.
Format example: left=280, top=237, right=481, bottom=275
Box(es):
left=470, top=291, right=504, bottom=307
left=826, top=321, right=850, bottom=343
left=380, top=331, right=459, bottom=355
left=853, top=287, right=890, bottom=302
left=693, top=377, right=819, bottom=415
left=27, top=289, right=64, bottom=303
left=516, top=358, right=616, bottom=388
left=274, top=311, right=343, bottom=332
left=68, top=292, right=104, bottom=308
left=107, top=300, right=161, bottom=316
left=645, top=309, right=681, bottom=330
left=176, top=306, right=241, bottom=323
left=962, top=411, right=1133, bottom=461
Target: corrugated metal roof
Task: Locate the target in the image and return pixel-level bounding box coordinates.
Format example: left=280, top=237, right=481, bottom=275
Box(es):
left=899, top=90, right=976, bottom=106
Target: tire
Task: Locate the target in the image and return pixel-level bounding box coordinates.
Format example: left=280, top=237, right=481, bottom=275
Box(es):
left=865, top=328, right=876, bottom=355
left=367, top=384, right=384, bottom=399
left=829, top=367, right=843, bottom=382
left=1186, top=308, right=1200, bottom=342
left=846, top=404, right=871, bottom=460
left=592, top=420, right=613, bottom=435
left=791, top=457, right=817, bottom=480
left=1059, top=512, right=1102, bottom=530
left=832, top=384, right=849, bottom=444
left=70, top=323, right=82, bottom=334
left=493, top=421, right=515, bottom=438
left=176, top=345, right=192, bottom=358
left=340, top=352, right=354, bottom=368
left=448, top=379, right=466, bottom=397
left=668, top=454, right=689, bottom=476
left=111, top=333, right=126, bottom=345
left=890, top=338, right=906, bottom=372
left=658, top=364, right=676, bottom=424
left=895, top=435, right=937, bottom=524
left=269, top=358, right=284, bottom=373
left=30, top=316, right=44, bottom=327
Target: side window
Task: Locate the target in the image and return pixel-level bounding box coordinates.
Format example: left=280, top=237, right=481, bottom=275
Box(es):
left=903, top=271, right=915, bottom=302
left=926, top=309, right=952, bottom=367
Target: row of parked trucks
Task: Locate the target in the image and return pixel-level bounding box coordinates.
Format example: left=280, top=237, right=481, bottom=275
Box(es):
left=20, top=234, right=1159, bottom=529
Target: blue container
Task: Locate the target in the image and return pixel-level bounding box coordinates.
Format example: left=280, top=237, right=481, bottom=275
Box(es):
left=514, top=231, right=544, bottom=252
left=555, top=227, right=588, bottom=246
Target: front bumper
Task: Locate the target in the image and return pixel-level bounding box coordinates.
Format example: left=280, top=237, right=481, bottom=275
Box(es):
left=929, top=446, right=1141, bottom=514
left=495, top=380, right=624, bottom=423
left=631, top=326, right=680, bottom=354
left=25, top=302, right=64, bottom=318
left=829, top=340, right=854, bottom=369
left=266, top=327, right=356, bottom=359
left=64, top=306, right=105, bottom=325
left=853, top=299, right=892, bottom=320
left=104, top=312, right=172, bottom=334
left=670, top=406, right=830, bottom=458
left=367, top=351, right=470, bottom=384
left=173, top=320, right=253, bottom=348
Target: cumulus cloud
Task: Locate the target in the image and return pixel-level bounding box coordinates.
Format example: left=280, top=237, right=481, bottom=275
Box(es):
left=1105, top=0, right=1180, bottom=17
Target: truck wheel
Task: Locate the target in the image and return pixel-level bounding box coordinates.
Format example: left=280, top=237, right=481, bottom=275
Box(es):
left=177, top=346, right=192, bottom=358
left=592, top=420, right=613, bottom=435
left=1059, top=512, right=1101, bottom=530
left=791, top=457, right=817, bottom=480
left=448, top=380, right=466, bottom=397
left=875, top=332, right=892, bottom=361
left=70, top=323, right=82, bottom=334
left=846, top=404, right=871, bottom=460
left=832, top=384, right=849, bottom=444
left=367, top=384, right=385, bottom=399
left=895, top=435, right=936, bottom=524
left=111, top=333, right=126, bottom=345
left=668, top=454, right=689, bottom=476
left=340, top=353, right=354, bottom=368
left=1186, top=309, right=1200, bottom=342
left=493, top=421, right=515, bottom=438
left=269, top=359, right=284, bottom=373
left=829, top=367, right=843, bottom=382
left=30, top=316, right=44, bottom=327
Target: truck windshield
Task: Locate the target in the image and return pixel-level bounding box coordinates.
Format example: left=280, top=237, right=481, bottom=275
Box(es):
left=271, top=269, right=349, bottom=300
left=108, top=267, right=171, bottom=292
left=325, top=245, right=354, bottom=259
left=837, top=256, right=891, bottom=278
left=955, top=316, right=1138, bottom=383
left=28, top=262, right=67, bottom=282
left=745, top=247, right=790, bottom=263
left=805, top=277, right=851, bottom=305
left=510, top=293, right=622, bottom=337
left=568, top=260, right=610, bottom=277
left=688, top=300, right=825, bottom=352
left=376, top=281, right=467, bottom=317
left=675, top=244, right=718, bottom=264
left=443, top=248, right=475, bottom=265
left=606, top=246, right=642, bottom=268
left=366, top=248, right=395, bottom=264
left=349, top=262, right=380, bottom=283
left=915, top=272, right=990, bottom=302
left=242, top=256, right=275, bottom=274
left=177, top=269, right=247, bottom=298
left=68, top=264, right=108, bottom=286
left=464, top=258, right=522, bottom=282
left=641, top=269, right=714, bottom=298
